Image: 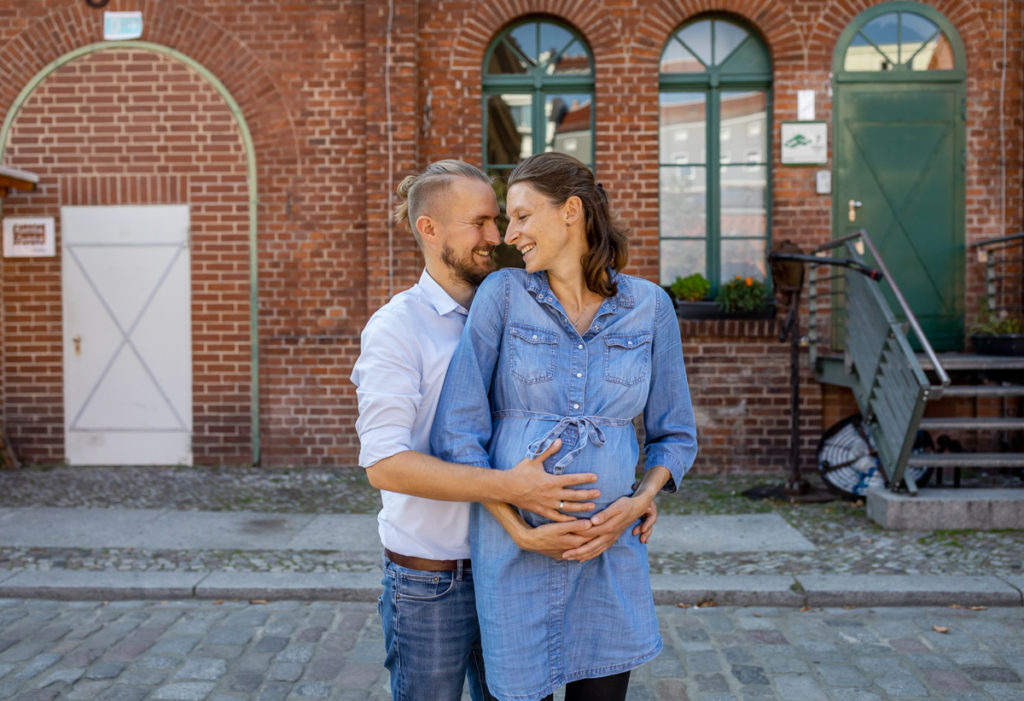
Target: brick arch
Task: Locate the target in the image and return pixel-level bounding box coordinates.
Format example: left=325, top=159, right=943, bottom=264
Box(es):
left=0, top=1, right=299, bottom=170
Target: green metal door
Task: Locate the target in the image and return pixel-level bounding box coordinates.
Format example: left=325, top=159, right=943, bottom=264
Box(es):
left=833, top=3, right=967, bottom=351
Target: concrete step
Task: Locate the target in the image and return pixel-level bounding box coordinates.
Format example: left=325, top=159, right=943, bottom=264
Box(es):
left=938, top=384, right=1024, bottom=398
left=866, top=487, right=1024, bottom=530
left=908, top=452, right=1024, bottom=468
left=919, top=417, right=1024, bottom=431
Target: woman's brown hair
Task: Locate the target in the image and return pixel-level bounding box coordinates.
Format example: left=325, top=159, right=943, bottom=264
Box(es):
left=507, top=152, right=629, bottom=297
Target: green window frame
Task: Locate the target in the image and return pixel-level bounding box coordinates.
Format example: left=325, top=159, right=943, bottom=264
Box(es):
left=658, top=16, right=773, bottom=294
left=482, top=18, right=595, bottom=179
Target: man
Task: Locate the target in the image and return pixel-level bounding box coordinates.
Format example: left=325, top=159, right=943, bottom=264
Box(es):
left=350, top=160, right=653, bottom=701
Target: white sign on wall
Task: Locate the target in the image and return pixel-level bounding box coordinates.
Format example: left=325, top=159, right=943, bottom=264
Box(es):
left=780, top=121, right=828, bottom=165
left=3, top=217, right=55, bottom=257
left=104, top=11, right=143, bottom=41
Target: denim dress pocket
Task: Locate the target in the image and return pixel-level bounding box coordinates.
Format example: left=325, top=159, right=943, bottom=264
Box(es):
left=509, top=323, right=559, bottom=384
left=603, top=331, right=652, bottom=386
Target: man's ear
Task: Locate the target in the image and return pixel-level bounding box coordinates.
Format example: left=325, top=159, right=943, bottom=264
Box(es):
left=415, top=214, right=437, bottom=243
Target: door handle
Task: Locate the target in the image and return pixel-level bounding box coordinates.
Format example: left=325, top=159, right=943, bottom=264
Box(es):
left=72, top=335, right=81, bottom=355
left=848, top=199, right=863, bottom=222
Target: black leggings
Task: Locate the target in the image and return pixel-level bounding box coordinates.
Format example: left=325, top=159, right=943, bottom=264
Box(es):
left=539, top=671, right=631, bottom=701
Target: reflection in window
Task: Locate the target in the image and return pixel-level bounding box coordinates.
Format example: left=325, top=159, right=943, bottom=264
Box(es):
left=659, top=18, right=771, bottom=292
left=843, top=9, right=955, bottom=72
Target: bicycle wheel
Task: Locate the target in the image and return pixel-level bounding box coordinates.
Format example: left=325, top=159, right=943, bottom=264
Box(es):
left=816, top=414, right=932, bottom=499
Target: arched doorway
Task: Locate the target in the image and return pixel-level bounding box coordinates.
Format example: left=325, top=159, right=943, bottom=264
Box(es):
left=833, top=2, right=967, bottom=350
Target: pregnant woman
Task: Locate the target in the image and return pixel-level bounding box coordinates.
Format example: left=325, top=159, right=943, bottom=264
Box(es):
left=431, top=152, right=697, bottom=701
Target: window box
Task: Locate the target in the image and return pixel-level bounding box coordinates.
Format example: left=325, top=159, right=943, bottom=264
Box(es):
left=675, top=299, right=777, bottom=321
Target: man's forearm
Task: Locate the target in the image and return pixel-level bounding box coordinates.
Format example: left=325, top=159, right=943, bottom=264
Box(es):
left=366, top=450, right=505, bottom=502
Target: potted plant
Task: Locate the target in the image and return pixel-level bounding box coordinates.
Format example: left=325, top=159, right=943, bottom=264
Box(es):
left=670, top=273, right=711, bottom=303
left=969, top=300, right=1024, bottom=355
left=715, top=275, right=771, bottom=316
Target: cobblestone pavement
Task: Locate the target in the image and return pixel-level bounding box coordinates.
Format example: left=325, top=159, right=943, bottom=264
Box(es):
left=1, top=598, right=1023, bottom=700
left=1, top=467, right=1022, bottom=578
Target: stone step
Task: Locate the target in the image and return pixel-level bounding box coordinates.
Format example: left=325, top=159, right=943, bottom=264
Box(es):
left=866, top=488, right=1024, bottom=530
left=919, top=417, right=1024, bottom=431
left=907, top=452, right=1024, bottom=468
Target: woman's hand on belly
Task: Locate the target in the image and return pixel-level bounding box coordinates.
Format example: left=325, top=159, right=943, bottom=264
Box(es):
left=517, top=518, right=595, bottom=560
left=562, top=465, right=672, bottom=562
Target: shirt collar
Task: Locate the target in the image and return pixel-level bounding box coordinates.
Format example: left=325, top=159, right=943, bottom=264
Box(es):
left=525, top=269, right=636, bottom=310
left=417, top=269, right=468, bottom=317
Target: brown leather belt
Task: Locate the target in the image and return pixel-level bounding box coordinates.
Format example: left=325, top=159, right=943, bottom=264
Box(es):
left=385, top=548, right=470, bottom=572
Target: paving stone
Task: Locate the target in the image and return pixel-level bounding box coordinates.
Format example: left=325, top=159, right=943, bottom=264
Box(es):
left=86, top=661, right=126, bottom=679
left=149, top=637, right=200, bottom=656
left=254, top=635, right=289, bottom=652
left=773, top=674, right=828, bottom=701
left=173, top=658, right=227, bottom=681
left=922, top=668, right=975, bottom=693
left=730, top=665, right=768, bottom=685
left=151, top=681, right=217, bottom=700
left=100, top=687, right=150, bottom=701
left=11, top=652, right=61, bottom=680
left=269, top=661, right=304, bottom=682
left=875, top=671, right=928, bottom=696
left=35, top=667, right=84, bottom=688
left=961, top=665, right=1023, bottom=683
left=228, top=670, right=263, bottom=692
left=815, top=663, right=869, bottom=687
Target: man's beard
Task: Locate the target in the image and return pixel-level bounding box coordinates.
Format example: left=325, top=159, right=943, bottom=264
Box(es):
left=442, top=243, right=494, bottom=287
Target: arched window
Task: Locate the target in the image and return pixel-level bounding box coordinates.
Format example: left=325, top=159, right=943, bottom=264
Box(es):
left=483, top=18, right=595, bottom=180
left=840, top=5, right=960, bottom=73
left=659, top=17, right=772, bottom=293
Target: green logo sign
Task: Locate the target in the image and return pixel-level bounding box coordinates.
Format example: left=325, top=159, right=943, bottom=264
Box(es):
left=784, top=133, right=812, bottom=148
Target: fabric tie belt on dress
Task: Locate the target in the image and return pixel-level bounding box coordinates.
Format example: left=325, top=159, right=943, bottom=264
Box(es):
left=493, top=410, right=631, bottom=470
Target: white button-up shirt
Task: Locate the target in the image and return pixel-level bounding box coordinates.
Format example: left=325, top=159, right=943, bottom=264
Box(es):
left=350, top=269, right=472, bottom=560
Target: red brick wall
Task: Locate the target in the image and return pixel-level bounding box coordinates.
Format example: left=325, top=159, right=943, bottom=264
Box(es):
left=0, top=0, right=1020, bottom=473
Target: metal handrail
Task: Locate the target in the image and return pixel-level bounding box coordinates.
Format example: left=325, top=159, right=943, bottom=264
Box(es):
left=969, top=231, right=1024, bottom=249
left=811, top=229, right=950, bottom=389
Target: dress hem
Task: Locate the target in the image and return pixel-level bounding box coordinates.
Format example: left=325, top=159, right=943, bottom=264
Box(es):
left=489, top=639, right=663, bottom=701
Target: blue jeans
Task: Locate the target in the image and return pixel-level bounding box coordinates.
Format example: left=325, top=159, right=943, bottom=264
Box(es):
left=379, top=555, right=495, bottom=701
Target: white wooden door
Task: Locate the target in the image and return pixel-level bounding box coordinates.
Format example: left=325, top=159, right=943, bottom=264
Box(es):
left=62, top=205, right=192, bottom=465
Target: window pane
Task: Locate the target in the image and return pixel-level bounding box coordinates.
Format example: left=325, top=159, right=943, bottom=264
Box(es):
left=660, top=38, right=704, bottom=74
left=720, top=91, right=766, bottom=165
left=721, top=165, right=766, bottom=238
left=844, top=33, right=895, bottom=71
left=659, top=93, right=706, bottom=163
left=546, top=93, right=592, bottom=163
left=553, top=40, right=591, bottom=74
left=486, top=94, right=532, bottom=165
left=713, top=20, right=748, bottom=64
left=678, top=20, right=713, bottom=67
left=858, top=13, right=899, bottom=65
left=539, top=23, right=574, bottom=72
left=487, top=40, right=531, bottom=74
left=508, top=24, right=537, bottom=63
left=913, top=31, right=954, bottom=70
left=906, top=24, right=953, bottom=70
left=721, top=239, right=767, bottom=280
left=660, top=239, right=706, bottom=287
left=660, top=165, right=707, bottom=239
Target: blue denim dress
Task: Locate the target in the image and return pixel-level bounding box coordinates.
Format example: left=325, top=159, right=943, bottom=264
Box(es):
left=431, top=268, right=697, bottom=701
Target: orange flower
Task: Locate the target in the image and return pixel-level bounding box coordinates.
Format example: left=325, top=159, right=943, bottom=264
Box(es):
left=744, top=277, right=753, bottom=286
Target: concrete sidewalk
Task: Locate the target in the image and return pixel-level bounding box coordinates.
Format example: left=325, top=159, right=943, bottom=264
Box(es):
left=1, top=506, right=1021, bottom=607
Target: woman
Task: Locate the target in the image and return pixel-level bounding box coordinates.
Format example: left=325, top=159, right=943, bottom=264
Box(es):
left=431, top=152, right=697, bottom=701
